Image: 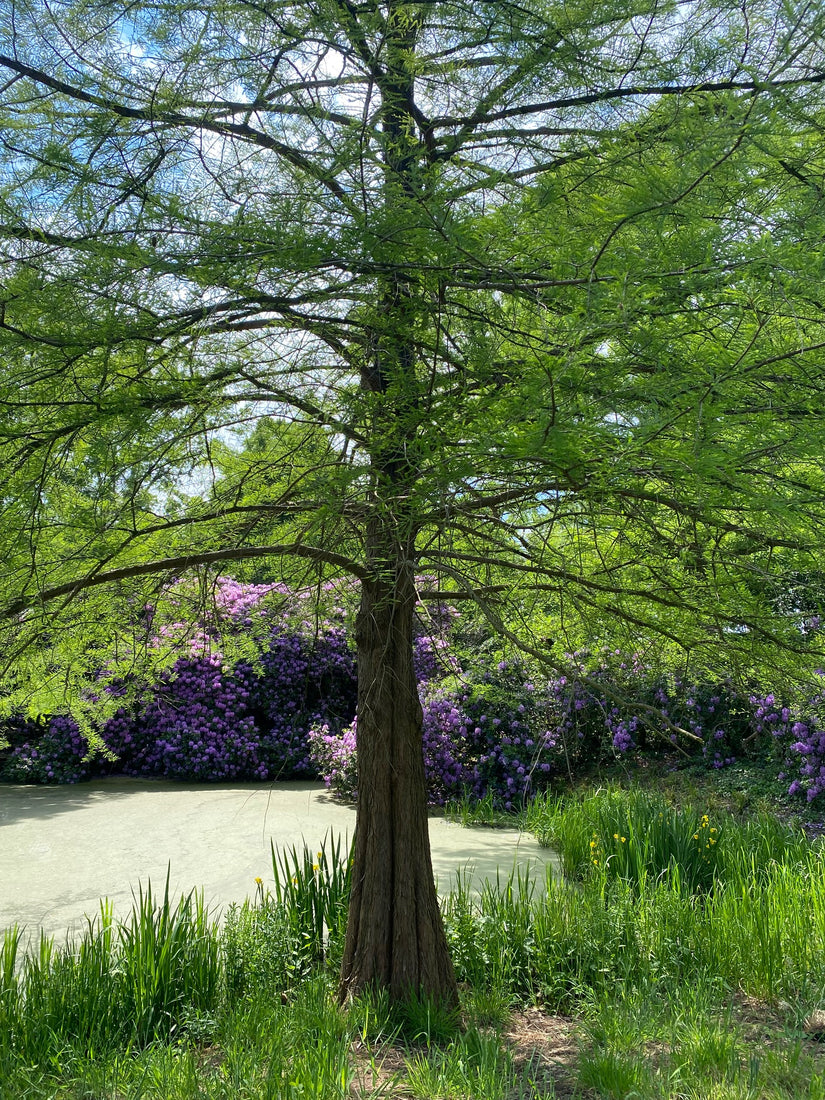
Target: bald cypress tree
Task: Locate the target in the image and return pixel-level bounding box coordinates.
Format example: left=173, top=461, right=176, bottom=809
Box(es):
left=2, top=0, right=825, bottom=1003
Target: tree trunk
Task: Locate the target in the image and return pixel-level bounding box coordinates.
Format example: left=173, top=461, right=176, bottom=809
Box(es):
left=338, top=0, right=457, bottom=1010
left=339, top=561, right=458, bottom=1007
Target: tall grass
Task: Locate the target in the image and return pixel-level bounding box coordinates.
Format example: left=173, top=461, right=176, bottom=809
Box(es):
left=526, top=785, right=728, bottom=893
left=117, top=876, right=222, bottom=1045
left=450, top=788, right=825, bottom=1008
left=526, top=785, right=811, bottom=891
left=0, top=841, right=356, bottom=1098
left=223, top=833, right=352, bottom=1001
left=0, top=877, right=221, bottom=1070
left=269, top=831, right=353, bottom=968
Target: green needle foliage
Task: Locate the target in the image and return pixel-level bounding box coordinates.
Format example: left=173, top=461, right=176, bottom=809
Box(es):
left=2, top=1, right=825, bottom=689
left=3, top=0, right=825, bottom=1001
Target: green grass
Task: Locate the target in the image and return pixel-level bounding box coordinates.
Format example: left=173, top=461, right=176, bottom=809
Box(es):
left=405, top=1026, right=534, bottom=1099
left=445, top=790, right=523, bottom=829
left=1, top=873, right=222, bottom=1066
left=526, top=785, right=733, bottom=893
left=2, top=790, right=825, bottom=1098
left=575, top=987, right=825, bottom=1099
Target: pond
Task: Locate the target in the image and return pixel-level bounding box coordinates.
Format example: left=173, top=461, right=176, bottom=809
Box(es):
left=1, top=778, right=559, bottom=944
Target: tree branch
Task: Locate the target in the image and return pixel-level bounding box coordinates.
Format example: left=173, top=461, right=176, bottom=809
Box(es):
left=430, top=70, right=825, bottom=130
left=0, top=55, right=355, bottom=207
left=3, top=543, right=370, bottom=618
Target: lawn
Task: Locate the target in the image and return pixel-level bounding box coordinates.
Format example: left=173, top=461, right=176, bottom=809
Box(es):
left=2, top=769, right=825, bottom=1099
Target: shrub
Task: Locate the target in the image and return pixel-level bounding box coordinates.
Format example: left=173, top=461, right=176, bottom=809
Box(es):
left=0, top=714, right=90, bottom=784
left=541, top=651, right=749, bottom=769
left=8, top=574, right=825, bottom=810
left=101, top=655, right=264, bottom=780
left=308, top=718, right=358, bottom=800
left=250, top=627, right=356, bottom=779
left=461, top=662, right=558, bottom=808
left=310, top=667, right=560, bottom=809
left=98, top=619, right=356, bottom=783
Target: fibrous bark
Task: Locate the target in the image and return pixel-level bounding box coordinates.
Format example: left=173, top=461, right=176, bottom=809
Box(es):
left=340, top=562, right=458, bottom=1006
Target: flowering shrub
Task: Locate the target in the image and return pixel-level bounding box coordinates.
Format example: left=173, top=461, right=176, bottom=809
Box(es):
left=787, top=721, right=825, bottom=803
left=251, top=628, right=356, bottom=779
left=657, top=675, right=752, bottom=769
left=88, top=576, right=358, bottom=783
left=413, top=633, right=459, bottom=685
left=308, top=718, right=358, bottom=800
left=532, top=651, right=670, bottom=767
left=751, top=684, right=825, bottom=804
left=0, top=713, right=90, bottom=784
left=97, top=623, right=357, bottom=783
left=538, top=651, right=750, bottom=771
left=308, top=666, right=560, bottom=809
left=420, top=691, right=473, bottom=804
left=459, top=663, right=558, bottom=809
left=541, top=653, right=825, bottom=804
left=212, top=577, right=289, bottom=626
left=307, top=695, right=475, bottom=806
left=101, top=656, right=265, bottom=780
left=5, top=574, right=825, bottom=809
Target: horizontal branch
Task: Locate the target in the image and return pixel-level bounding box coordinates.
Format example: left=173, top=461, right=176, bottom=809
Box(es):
left=3, top=544, right=370, bottom=618
left=417, top=586, right=508, bottom=601
left=430, top=70, right=825, bottom=130
left=0, top=55, right=353, bottom=207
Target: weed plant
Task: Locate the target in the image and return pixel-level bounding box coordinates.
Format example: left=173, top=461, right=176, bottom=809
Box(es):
left=223, top=891, right=308, bottom=1000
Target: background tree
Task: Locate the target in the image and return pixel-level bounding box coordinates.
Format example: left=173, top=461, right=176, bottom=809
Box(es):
left=2, top=0, right=825, bottom=1005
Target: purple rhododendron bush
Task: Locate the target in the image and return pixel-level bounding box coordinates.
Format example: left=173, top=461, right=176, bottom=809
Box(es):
left=3, top=575, right=825, bottom=808
left=2, top=577, right=358, bottom=787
